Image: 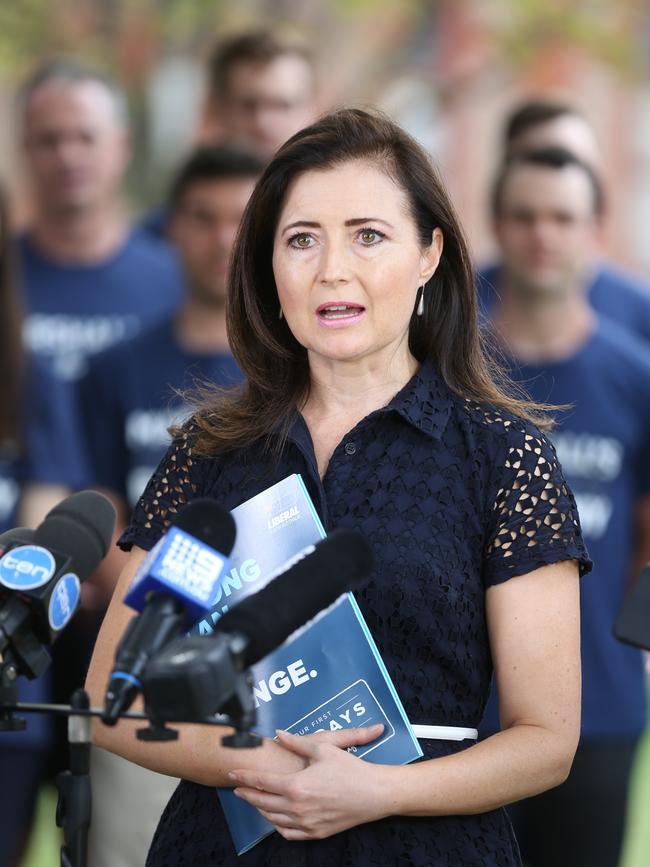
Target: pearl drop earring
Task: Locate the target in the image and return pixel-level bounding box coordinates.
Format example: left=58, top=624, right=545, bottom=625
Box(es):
left=416, top=285, right=425, bottom=317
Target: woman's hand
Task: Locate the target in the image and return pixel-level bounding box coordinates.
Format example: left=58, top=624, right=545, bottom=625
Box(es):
left=228, top=724, right=391, bottom=840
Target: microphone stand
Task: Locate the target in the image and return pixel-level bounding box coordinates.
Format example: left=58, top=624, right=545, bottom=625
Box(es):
left=56, top=689, right=91, bottom=867
left=1, top=689, right=261, bottom=867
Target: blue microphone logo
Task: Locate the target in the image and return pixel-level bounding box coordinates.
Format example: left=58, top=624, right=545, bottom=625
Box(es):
left=158, top=529, right=227, bottom=604
left=0, top=545, right=56, bottom=590
left=48, top=573, right=81, bottom=631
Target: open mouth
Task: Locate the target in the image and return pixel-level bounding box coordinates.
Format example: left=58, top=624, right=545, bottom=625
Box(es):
left=317, top=303, right=365, bottom=320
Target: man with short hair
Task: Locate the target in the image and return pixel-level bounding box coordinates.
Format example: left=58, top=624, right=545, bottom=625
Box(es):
left=203, top=29, right=317, bottom=161
left=478, top=98, right=650, bottom=342
left=18, top=60, right=184, bottom=383
left=501, top=99, right=602, bottom=169
left=481, top=146, right=650, bottom=867
left=80, top=143, right=262, bottom=867
left=82, top=144, right=261, bottom=516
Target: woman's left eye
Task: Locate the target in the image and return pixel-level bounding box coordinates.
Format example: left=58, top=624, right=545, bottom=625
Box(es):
left=358, top=228, right=385, bottom=245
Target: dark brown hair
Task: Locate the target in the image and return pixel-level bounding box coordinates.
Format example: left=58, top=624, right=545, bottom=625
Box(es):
left=0, top=187, right=25, bottom=442
left=491, top=146, right=605, bottom=219
left=503, top=99, right=584, bottom=149
left=168, top=144, right=264, bottom=213
left=191, top=107, right=550, bottom=455
left=208, top=30, right=313, bottom=99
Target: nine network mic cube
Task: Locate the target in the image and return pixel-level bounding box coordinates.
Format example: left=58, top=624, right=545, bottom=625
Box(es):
left=125, top=527, right=233, bottom=630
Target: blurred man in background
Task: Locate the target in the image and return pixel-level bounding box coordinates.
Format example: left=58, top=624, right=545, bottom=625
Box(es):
left=501, top=99, right=602, bottom=169
left=477, top=99, right=650, bottom=342
left=12, top=61, right=185, bottom=860
left=0, top=183, right=88, bottom=867
left=201, top=29, right=317, bottom=161
left=141, top=29, right=318, bottom=239
left=481, top=146, right=650, bottom=867
left=83, top=143, right=260, bottom=553
left=80, top=143, right=260, bottom=867
left=18, top=60, right=184, bottom=384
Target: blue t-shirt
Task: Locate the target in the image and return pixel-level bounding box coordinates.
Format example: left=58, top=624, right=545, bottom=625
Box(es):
left=482, top=317, right=650, bottom=739
left=0, top=355, right=87, bottom=531
left=19, top=231, right=185, bottom=381
left=0, top=355, right=88, bottom=749
left=477, top=260, right=650, bottom=343
left=80, top=317, right=243, bottom=506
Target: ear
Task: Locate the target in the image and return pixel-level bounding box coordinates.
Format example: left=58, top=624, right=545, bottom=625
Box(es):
left=419, top=227, right=443, bottom=284
left=592, top=214, right=606, bottom=248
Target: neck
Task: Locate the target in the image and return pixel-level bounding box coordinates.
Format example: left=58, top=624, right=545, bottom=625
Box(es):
left=30, top=200, right=127, bottom=264
left=174, top=298, right=230, bottom=355
left=304, top=344, right=418, bottom=422
left=493, top=276, right=596, bottom=363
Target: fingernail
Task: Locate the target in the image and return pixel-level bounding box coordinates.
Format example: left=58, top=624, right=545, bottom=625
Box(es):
left=228, top=772, right=237, bottom=780
left=233, top=788, right=241, bottom=797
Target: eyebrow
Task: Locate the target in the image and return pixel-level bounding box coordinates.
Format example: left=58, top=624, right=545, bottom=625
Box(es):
left=281, top=217, right=394, bottom=234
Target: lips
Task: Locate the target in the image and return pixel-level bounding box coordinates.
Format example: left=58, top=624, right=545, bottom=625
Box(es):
left=316, top=302, right=365, bottom=320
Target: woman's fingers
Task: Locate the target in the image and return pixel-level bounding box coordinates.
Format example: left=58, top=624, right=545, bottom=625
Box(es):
left=228, top=768, right=291, bottom=794
left=275, top=723, right=384, bottom=755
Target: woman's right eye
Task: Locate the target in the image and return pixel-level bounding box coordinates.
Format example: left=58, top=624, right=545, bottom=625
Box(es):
left=288, top=233, right=316, bottom=249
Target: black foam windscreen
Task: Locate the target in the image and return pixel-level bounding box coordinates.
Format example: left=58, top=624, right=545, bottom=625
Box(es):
left=32, top=490, right=116, bottom=580
left=0, top=527, right=35, bottom=552
left=171, top=499, right=237, bottom=556
left=216, top=528, right=374, bottom=667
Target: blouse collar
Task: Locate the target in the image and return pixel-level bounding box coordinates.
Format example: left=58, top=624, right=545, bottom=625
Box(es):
left=284, top=357, right=453, bottom=453
left=386, top=358, right=453, bottom=441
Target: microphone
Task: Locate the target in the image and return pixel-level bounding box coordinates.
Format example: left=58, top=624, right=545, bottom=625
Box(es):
left=102, top=499, right=236, bottom=725
left=218, top=528, right=374, bottom=668
left=0, top=491, right=116, bottom=678
left=0, top=527, right=35, bottom=556
left=141, top=529, right=374, bottom=724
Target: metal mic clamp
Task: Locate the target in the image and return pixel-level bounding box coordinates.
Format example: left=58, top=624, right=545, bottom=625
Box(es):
left=136, top=718, right=179, bottom=741
left=0, top=659, right=26, bottom=731
left=220, top=671, right=262, bottom=748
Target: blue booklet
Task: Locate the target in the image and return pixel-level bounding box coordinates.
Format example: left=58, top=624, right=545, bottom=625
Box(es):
left=193, top=474, right=422, bottom=855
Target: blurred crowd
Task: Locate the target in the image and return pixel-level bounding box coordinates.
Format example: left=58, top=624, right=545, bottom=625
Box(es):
left=1, top=27, right=649, bottom=867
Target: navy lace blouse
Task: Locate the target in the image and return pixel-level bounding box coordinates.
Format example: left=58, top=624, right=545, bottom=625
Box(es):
left=120, top=359, right=591, bottom=867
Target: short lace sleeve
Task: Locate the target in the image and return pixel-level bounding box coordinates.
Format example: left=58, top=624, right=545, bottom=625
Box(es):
left=483, top=417, right=592, bottom=586
left=118, top=424, right=208, bottom=552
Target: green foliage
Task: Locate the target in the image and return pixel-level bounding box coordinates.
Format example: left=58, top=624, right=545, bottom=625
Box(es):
left=0, top=0, right=115, bottom=74
left=494, top=0, right=644, bottom=76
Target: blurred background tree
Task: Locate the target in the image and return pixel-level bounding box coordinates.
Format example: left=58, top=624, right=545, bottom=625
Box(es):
left=0, top=0, right=648, bottom=260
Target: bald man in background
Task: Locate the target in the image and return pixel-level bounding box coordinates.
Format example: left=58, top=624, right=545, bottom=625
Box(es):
left=18, top=60, right=184, bottom=384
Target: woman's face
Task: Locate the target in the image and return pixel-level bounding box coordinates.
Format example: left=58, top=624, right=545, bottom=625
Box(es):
left=272, top=159, right=442, bottom=370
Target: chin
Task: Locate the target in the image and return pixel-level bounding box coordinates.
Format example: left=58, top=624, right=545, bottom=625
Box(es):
left=310, top=341, right=373, bottom=364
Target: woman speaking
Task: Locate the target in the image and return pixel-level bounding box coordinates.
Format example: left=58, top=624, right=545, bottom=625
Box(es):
left=86, top=108, right=590, bottom=866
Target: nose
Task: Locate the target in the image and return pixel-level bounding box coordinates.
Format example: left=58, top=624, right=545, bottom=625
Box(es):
left=318, top=238, right=353, bottom=286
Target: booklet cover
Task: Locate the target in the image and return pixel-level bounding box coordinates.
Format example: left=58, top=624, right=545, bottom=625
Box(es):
left=192, top=474, right=422, bottom=855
